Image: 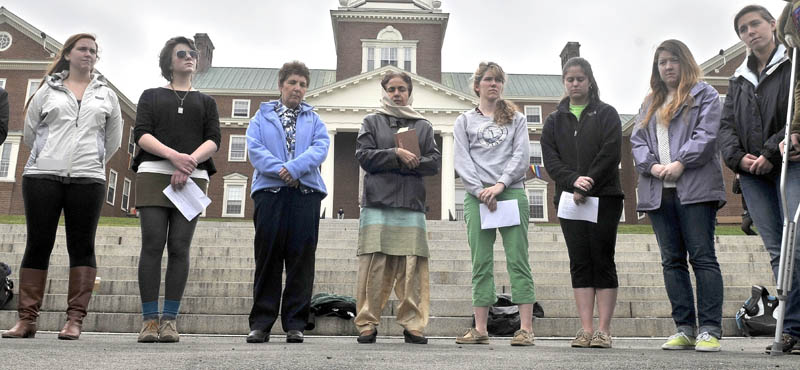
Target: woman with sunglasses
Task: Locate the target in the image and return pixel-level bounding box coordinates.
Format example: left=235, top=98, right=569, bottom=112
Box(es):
left=3, top=33, right=121, bottom=340
left=132, top=36, right=220, bottom=343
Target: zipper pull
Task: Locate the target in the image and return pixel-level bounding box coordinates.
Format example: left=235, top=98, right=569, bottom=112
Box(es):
left=574, top=129, right=577, bottom=137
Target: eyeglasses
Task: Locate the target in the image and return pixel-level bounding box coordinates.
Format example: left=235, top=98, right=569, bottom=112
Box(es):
left=176, top=50, right=199, bottom=59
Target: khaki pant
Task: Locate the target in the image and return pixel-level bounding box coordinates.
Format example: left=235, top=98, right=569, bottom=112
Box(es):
left=354, top=253, right=430, bottom=333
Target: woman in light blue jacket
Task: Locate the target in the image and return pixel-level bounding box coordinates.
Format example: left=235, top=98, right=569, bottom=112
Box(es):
left=245, top=61, right=329, bottom=344
left=631, top=39, right=725, bottom=352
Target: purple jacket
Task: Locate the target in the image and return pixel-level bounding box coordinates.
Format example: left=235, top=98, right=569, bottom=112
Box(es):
left=631, top=81, right=726, bottom=211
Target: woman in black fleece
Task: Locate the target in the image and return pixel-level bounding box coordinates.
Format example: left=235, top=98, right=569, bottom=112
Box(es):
left=540, top=57, right=623, bottom=349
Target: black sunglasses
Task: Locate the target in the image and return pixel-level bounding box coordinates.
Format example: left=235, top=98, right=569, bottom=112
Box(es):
left=177, top=50, right=198, bottom=59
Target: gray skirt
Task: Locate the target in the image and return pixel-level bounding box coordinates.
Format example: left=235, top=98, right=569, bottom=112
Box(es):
left=135, top=172, right=208, bottom=208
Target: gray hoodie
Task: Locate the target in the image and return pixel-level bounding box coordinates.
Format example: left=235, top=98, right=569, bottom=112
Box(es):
left=454, top=109, right=529, bottom=197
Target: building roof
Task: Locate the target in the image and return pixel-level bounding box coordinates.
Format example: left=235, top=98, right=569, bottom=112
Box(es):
left=193, top=67, right=337, bottom=93
left=194, top=66, right=565, bottom=99
left=441, top=72, right=563, bottom=99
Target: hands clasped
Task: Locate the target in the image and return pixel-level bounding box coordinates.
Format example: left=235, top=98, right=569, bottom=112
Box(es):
left=650, top=161, right=684, bottom=182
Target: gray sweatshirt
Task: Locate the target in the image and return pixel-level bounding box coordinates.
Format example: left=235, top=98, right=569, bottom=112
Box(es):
left=454, top=109, right=530, bottom=197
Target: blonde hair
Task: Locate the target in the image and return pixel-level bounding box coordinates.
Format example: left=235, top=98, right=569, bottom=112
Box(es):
left=642, top=39, right=702, bottom=128
left=24, top=33, right=97, bottom=112
left=472, top=62, right=518, bottom=125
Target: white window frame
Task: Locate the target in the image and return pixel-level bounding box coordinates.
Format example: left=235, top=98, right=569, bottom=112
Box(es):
left=0, top=135, right=21, bottom=182
left=620, top=200, right=626, bottom=223
left=527, top=186, right=548, bottom=222
left=380, top=47, right=398, bottom=68
left=636, top=188, right=646, bottom=220
left=228, top=135, right=247, bottom=162
left=201, top=179, right=209, bottom=217
left=232, top=99, right=251, bottom=119
left=0, top=31, right=12, bottom=52
left=524, top=105, right=542, bottom=126
left=121, top=178, right=131, bottom=212
left=26, top=79, right=41, bottom=106
left=127, top=126, right=136, bottom=155
left=719, top=94, right=726, bottom=105
left=362, top=42, right=417, bottom=72
left=106, top=169, right=118, bottom=206
left=0, top=78, right=6, bottom=89
left=529, top=141, right=543, bottom=167
left=222, top=174, right=248, bottom=218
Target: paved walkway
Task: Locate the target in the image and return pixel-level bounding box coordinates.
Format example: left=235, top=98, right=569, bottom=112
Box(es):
left=1, top=333, right=797, bottom=369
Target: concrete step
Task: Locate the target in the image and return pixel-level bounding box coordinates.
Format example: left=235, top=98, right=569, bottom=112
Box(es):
left=0, top=261, right=775, bottom=282
left=0, top=241, right=772, bottom=259
left=0, top=250, right=774, bottom=271
left=1, top=294, right=750, bottom=319
left=0, top=311, right=742, bottom=337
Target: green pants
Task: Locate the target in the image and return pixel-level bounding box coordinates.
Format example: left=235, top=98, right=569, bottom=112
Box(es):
left=464, top=188, right=535, bottom=307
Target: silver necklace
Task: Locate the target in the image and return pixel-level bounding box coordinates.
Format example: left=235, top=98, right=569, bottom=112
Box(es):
left=170, top=82, right=191, bottom=114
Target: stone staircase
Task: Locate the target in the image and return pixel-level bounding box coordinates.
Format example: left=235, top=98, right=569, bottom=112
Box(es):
left=0, top=220, right=774, bottom=337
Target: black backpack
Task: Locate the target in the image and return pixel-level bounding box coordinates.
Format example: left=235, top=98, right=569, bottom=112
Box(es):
left=736, top=285, right=779, bottom=336
left=473, top=294, right=545, bottom=336
left=307, top=293, right=357, bottom=331
left=0, top=262, right=13, bottom=309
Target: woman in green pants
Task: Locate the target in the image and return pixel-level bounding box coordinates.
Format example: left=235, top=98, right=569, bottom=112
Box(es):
left=454, top=61, right=535, bottom=346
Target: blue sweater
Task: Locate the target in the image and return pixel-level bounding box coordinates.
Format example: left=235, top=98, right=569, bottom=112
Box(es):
left=246, top=100, right=330, bottom=196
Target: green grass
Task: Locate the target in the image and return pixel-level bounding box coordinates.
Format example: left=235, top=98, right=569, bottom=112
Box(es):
left=535, top=223, right=752, bottom=235
left=0, top=215, right=755, bottom=236
left=0, top=215, right=252, bottom=227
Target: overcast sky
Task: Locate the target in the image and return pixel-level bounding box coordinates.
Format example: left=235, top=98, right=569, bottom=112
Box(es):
left=3, top=0, right=787, bottom=113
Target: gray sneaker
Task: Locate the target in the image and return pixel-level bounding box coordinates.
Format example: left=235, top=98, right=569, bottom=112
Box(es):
left=571, top=329, right=591, bottom=348
left=137, top=319, right=159, bottom=343
left=158, top=319, right=180, bottom=343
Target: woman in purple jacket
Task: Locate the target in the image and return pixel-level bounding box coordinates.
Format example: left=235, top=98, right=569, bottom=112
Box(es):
left=631, top=39, right=726, bottom=352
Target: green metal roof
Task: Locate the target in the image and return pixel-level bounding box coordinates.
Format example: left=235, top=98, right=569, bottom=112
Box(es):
left=193, top=67, right=337, bottom=91
left=195, top=67, right=564, bottom=98
left=441, top=72, right=564, bottom=98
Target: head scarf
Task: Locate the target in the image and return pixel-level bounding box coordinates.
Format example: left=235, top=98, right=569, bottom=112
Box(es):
left=374, top=89, right=426, bottom=120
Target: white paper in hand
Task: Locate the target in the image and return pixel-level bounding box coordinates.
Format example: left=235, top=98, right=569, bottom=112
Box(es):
left=163, top=178, right=212, bottom=221
left=479, top=200, right=521, bottom=229
left=556, top=191, right=599, bottom=223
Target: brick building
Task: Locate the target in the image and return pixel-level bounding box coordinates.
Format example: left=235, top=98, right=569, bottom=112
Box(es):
left=0, top=2, right=752, bottom=225
left=0, top=7, right=138, bottom=217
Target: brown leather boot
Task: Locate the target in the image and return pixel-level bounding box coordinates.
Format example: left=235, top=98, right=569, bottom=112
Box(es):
left=2, top=268, right=48, bottom=339
left=57, top=266, right=96, bottom=340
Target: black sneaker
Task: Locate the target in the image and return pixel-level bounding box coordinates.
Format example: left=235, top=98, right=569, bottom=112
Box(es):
left=765, top=334, right=797, bottom=353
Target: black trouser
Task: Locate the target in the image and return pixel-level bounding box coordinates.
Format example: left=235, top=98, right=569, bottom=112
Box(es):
left=137, top=206, right=199, bottom=303
left=249, top=188, right=322, bottom=332
left=558, top=196, right=623, bottom=289
left=21, top=176, right=104, bottom=269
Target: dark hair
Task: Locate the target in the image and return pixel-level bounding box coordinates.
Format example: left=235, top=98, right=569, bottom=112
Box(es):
left=159, top=36, right=197, bottom=82
left=25, top=33, right=97, bottom=112
left=278, top=61, right=311, bottom=88
left=472, top=61, right=518, bottom=125
left=380, top=71, right=413, bottom=94
left=642, top=39, right=702, bottom=128
left=734, top=5, right=775, bottom=35
left=562, top=57, right=600, bottom=103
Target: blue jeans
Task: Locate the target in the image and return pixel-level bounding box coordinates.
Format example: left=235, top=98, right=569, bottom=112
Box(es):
left=739, top=161, right=800, bottom=338
left=648, top=189, right=723, bottom=339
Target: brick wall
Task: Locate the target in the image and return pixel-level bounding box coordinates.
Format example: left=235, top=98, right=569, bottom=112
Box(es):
left=335, top=21, right=442, bottom=82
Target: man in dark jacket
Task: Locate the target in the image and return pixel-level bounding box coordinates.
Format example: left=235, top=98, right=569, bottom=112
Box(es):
left=0, top=87, right=8, bottom=145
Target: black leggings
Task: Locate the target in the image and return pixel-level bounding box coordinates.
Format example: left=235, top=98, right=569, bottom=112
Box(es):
left=21, top=176, right=104, bottom=269
left=137, top=206, right=199, bottom=302
left=559, top=196, right=623, bottom=289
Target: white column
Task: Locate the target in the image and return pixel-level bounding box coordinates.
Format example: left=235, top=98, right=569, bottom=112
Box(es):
left=440, top=132, right=455, bottom=220
left=321, top=129, right=336, bottom=218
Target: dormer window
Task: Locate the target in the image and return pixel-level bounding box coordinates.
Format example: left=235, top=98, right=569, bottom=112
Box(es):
left=362, top=26, right=418, bottom=73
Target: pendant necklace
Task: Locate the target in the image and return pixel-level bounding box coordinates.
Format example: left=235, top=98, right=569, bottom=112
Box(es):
left=170, top=82, right=191, bottom=114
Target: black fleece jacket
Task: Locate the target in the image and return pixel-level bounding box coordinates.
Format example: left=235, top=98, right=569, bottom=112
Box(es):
left=541, top=98, right=624, bottom=206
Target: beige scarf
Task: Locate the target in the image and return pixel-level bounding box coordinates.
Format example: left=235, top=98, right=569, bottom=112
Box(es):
left=374, top=90, right=426, bottom=120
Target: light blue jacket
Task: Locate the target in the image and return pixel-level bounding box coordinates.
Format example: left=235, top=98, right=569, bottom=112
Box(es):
left=631, top=81, right=726, bottom=211
left=246, top=100, right=329, bottom=196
